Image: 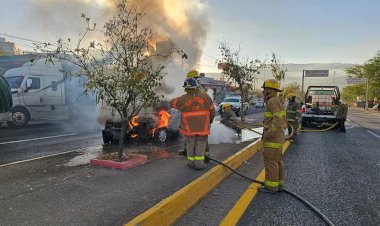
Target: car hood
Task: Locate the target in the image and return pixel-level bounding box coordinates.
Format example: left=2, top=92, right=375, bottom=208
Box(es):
left=219, top=101, right=241, bottom=107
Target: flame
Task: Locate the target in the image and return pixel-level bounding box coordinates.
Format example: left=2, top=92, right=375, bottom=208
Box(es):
left=129, top=116, right=140, bottom=129
left=152, top=110, right=171, bottom=135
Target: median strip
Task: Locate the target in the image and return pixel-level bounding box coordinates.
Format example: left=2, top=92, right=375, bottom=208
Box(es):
left=125, top=140, right=263, bottom=226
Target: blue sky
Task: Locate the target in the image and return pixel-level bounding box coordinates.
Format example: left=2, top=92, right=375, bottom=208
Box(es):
left=199, top=0, right=380, bottom=72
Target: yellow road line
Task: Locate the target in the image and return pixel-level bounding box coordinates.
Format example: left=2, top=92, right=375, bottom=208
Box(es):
left=220, top=141, right=291, bottom=226
left=125, top=140, right=263, bottom=226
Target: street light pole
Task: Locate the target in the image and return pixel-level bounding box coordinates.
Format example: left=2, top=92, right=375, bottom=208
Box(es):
left=301, top=69, right=305, bottom=93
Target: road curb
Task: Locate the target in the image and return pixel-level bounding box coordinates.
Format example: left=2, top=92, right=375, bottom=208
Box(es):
left=125, top=139, right=263, bottom=226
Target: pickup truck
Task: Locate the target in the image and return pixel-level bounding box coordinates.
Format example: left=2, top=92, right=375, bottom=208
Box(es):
left=301, top=86, right=340, bottom=127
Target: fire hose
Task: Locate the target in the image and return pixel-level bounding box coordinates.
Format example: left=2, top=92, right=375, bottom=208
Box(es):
left=209, top=157, right=335, bottom=226
left=214, top=120, right=335, bottom=225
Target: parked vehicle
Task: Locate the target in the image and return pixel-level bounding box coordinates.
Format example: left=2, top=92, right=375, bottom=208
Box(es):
left=218, top=96, right=249, bottom=116
left=255, top=100, right=265, bottom=109
left=301, top=86, right=340, bottom=127
left=1, top=59, right=96, bottom=127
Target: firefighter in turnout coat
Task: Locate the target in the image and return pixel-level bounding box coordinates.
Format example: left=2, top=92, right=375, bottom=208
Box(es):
left=171, top=78, right=215, bottom=170
left=179, top=70, right=213, bottom=162
left=286, top=94, right=300, bottom=142
left=258, top=79, right=287, bottom=193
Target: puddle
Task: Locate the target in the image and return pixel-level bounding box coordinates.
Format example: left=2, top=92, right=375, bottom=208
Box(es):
left=64, top=146, right=103, bottom=167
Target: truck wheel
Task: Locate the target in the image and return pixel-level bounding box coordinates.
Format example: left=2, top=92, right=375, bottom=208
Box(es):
left=155, top=128, right=168, bottom=143
left=7, top=108, right=29, bottom=127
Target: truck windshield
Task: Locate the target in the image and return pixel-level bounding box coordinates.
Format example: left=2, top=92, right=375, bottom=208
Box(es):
left=5, top=76, right=24, bottom=89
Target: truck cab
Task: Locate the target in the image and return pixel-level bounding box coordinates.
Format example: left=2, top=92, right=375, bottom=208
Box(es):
left=301, top=86, right=340, bottom=127
left=3, top=59, right=68, bottom=126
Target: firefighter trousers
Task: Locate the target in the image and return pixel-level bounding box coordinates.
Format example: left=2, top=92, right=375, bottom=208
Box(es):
left=263, top=147, right=284, bottom=191
left=185, top=135, right=207, bottom=170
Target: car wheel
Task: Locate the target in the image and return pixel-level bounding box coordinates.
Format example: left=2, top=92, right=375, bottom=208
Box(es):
left=155, top=128, right=168, bottom=143
left=7, top=108, right=29, bottom=127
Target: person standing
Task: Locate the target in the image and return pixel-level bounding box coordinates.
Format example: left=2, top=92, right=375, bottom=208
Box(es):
left=179, top=70, right=213, bottom=162
left=171, top=78, right=215, bottom=170
left=286, top=94, right=300, bottom=142
left=336, top=100, right=348, bottom=133
left=221, top=103, right=239, bottom=131
left=258, top=79, right=287, bottom=194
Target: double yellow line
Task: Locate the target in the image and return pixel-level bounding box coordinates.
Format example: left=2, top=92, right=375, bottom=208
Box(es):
left=125, top=140, right=291, bottom=226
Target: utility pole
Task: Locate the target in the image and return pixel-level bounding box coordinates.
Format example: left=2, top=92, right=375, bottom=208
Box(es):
left=365, top=78, right=369, bottom=111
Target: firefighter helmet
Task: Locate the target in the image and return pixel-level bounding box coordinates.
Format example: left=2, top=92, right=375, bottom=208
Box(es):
left=183, top=77, right=200, bottom=90
left=262, top=79, right=282, bottom=92
left=287, top=93, right=295, bottom=99
left=186, top=70, right=200, bottom=78
left=223, top=103, right=231, bottom=110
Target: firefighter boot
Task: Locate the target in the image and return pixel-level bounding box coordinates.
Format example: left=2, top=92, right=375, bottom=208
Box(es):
left=258, top=185, right=278, bottom=194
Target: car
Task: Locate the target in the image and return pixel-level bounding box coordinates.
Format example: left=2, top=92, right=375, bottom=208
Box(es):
left=373, top=104, right=379, bottom=110
left=218, top=96, right=249, bottom=116
left=255, top=100, right=265, bottom=109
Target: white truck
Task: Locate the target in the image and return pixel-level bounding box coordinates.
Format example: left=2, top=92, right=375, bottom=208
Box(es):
left=301, top=86, right=340, bottom=127
left=1, top=59, right=95, bottom=127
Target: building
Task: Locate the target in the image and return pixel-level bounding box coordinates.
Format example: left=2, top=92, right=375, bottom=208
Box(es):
left=0, top=37, right=17, bottom=55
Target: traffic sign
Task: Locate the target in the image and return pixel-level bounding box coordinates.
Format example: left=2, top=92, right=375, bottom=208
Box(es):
left=346, top=78, right=367, bottom=84
left=304, top=70, right=329, bottom=77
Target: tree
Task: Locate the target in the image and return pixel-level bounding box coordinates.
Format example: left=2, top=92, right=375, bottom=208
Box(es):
left=282, top=82, right=302, bottom=102
left=35, top=0, right=185, bottom=161
left=219, top=42, right=265, bottom=121
left=345, top=51, right=380, bottom=102
left=270, top=53, right=287, bottom=81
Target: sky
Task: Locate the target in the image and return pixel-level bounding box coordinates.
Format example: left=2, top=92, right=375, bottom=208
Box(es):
left=199, top=0, right=380, bottom=72
left=1, top=0, right=379, bottom=84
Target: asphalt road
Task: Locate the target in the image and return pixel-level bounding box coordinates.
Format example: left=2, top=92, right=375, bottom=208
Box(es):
left=0, top=120, right=102, bottom=164
left=178, top=109, right=380, bottom=226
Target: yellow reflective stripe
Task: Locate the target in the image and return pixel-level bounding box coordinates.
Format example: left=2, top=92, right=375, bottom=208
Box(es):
left=263, top=142, right=283, bottom=149
left=266, top=111, right=286, bottom=118
left=194, top=156, right=205, bottom=160
left=265, top=180, right=279, bottom=187
left=273, top=111, right=286, bottom=117
left=287, top=118, right=295, bottom=122
left=188, top=156, right=205, bottom=161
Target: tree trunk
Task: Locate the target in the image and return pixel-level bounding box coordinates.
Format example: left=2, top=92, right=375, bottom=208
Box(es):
left=239, top=85, right=245, bottom=122
left=118, top=118, right=127, bottom=161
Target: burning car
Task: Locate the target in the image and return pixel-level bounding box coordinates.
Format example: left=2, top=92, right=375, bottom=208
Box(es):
left=102, top=108, right=181, bottom=144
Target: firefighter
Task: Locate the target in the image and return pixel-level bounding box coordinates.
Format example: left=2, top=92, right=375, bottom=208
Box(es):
left=221, top=103, right=239, bottom=132
left=286, top=93, right=300, bottom=142
left=179, top=70, right=213, bottom=162
left=171, top=78, right=215, bottom=170
left=336, top=100, right=348, bottom=133
left=258, top=79, right=287, bottom=194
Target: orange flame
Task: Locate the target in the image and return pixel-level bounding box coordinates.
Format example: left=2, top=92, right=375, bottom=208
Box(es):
left=152, top=110, right=171, bottom=135
left=129, top=116, right=140, bottom=129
